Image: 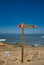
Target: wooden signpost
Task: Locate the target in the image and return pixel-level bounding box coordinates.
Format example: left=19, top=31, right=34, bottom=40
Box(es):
left=18, top=24, right=37, bottom=63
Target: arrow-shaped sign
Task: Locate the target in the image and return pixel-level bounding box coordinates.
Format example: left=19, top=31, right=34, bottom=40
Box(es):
left=24, top=25, right=37, bottom=28
left=18, top=24, right=37, bottom=28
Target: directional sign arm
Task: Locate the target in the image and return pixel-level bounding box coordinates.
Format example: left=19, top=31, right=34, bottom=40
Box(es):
left=18, top=24, right=37, bottom=28
left=24, top=25, right=37, bottom=28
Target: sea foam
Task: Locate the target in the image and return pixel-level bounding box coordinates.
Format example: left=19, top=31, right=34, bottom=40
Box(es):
left=0, top=39, right=6, bottom=41
left=41, top=36, right=44, bottom=38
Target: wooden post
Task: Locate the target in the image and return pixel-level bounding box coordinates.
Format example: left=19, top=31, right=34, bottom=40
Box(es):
left=18, top=24, right=37, bottom=63
left=21, top=27, right=24, bottom=63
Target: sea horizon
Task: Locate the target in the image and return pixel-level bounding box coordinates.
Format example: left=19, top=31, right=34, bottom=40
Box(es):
left=0, top=34, right=44, bottom=46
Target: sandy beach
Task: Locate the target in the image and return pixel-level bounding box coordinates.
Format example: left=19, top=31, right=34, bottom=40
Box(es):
left=0, top=42, right=44, bottom=65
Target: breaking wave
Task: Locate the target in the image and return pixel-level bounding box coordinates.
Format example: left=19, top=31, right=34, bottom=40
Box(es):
left=0, top=39, right=6, bottom=41
left=41, top=36, right=44, bottom=38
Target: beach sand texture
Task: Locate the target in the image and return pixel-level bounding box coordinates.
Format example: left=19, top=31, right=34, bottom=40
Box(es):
left=0, top=42, right=44, bottom=65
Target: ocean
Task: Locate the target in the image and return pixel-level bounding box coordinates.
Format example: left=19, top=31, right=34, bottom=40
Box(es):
left=0, top=34, right=44, bottom=46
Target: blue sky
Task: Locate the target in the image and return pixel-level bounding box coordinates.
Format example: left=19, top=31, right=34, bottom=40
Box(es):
left=0, top=0, right=44, bottom=34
